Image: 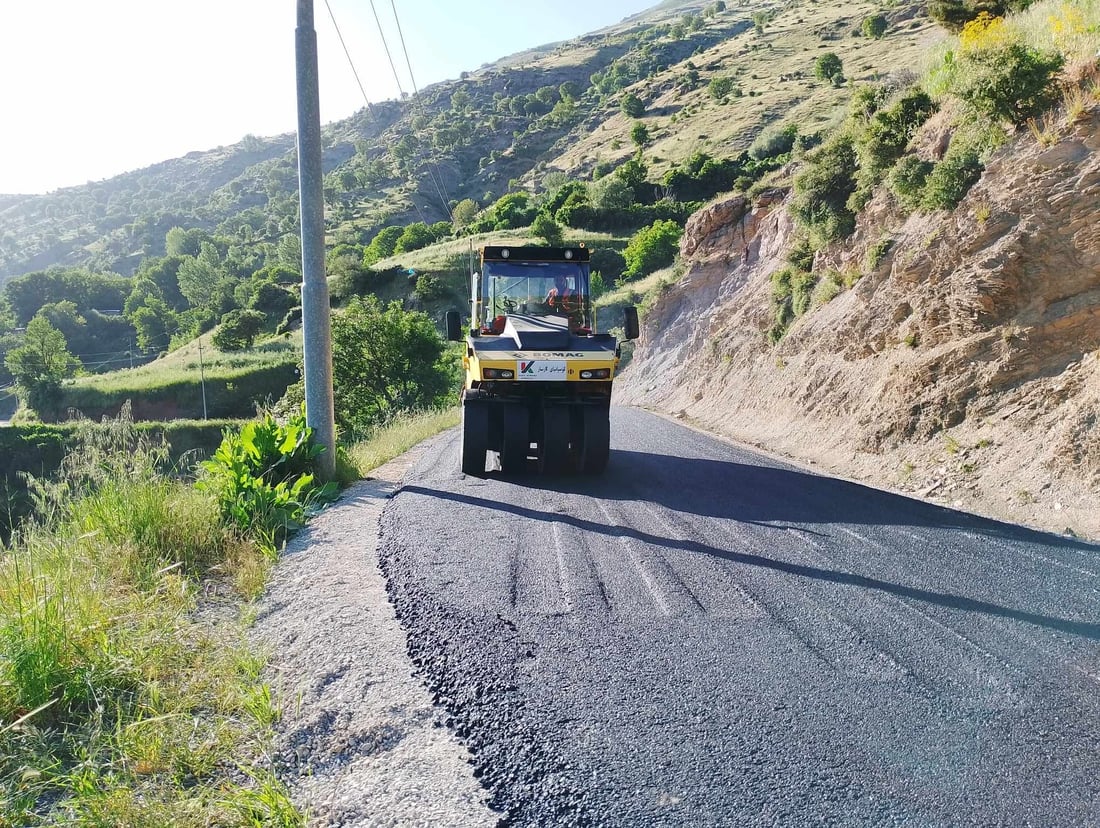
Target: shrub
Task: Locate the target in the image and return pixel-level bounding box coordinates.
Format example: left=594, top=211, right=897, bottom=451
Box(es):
left=748, top=124, right=798, bottom=161
left=363, top=225, right=404, bottom=265
left=708, top=76, right=734, bottom=99
left=786, top=237, right=816, bottom=271
left=928, top=0, right=1035, bottom=32
left=921, top=145, right=983, bottom=210
left=622, top=220, right=683, bottom=281
left=862, top=14, right=887, bottom=38
left=413, top=274, right=446, bottom=302
left=768, top=267, right=818, bottom=343
left=589, top=248, right=627, bottom=282
left=888, top=155, right=934, bottom=209
left=952, top=42, right=1063, bottom=125
left=791, top=134, right=859, bottom=244
left=394, top=221, right=435, bottom=254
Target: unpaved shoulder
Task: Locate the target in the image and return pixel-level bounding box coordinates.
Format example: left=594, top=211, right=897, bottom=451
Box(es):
left=251, top=437, right=498, bottom=827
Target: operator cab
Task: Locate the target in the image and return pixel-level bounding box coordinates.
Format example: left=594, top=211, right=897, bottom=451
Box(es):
left=476, top=246, right=591, bottom=335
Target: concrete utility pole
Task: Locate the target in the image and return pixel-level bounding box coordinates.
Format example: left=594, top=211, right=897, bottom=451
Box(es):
left=296, top=0, right=336, bottom=478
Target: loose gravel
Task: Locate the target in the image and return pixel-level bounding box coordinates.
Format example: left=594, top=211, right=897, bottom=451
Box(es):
left=251, top=440, right=499, bottom=827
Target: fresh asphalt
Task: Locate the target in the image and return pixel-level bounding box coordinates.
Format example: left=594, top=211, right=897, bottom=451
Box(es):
left=377, top=406, right=1100, bottom=826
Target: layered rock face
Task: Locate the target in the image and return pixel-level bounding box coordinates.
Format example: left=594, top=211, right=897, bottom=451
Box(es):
left=618, top=115, right=1100, bottom=539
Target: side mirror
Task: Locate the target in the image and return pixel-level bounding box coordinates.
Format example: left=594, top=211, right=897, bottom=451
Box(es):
left=445, top=309, right=462, bottom=341
left=623, top=305, right=640, bottom=341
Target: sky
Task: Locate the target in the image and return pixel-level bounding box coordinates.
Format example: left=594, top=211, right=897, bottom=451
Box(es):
left=0, top=0, right=660, bottom=195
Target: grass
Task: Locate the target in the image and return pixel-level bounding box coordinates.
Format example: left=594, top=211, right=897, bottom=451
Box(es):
left=0, top=411, right=303, bottom=827
left=345, top=407, right=460, bottom=475
left=68, top=333, right=300, bottom=394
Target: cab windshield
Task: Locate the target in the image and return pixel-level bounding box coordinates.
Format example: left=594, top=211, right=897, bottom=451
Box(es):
left=481, top=260, right=590, bottom=327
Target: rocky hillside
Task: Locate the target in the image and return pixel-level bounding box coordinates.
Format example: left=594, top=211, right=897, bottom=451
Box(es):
left=618, top=105, right=1100, bottom=540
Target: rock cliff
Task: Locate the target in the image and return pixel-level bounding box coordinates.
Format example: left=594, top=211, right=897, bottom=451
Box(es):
left=618, top=112, right=1100, bottom=540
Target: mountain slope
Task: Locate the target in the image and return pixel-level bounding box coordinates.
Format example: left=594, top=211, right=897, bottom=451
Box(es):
left=0, top=0, right=931, bottom=284
left=618, top=106, right=1100, bottom=540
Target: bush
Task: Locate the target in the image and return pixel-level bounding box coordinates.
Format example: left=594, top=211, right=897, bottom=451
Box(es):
left=589, top=248, right=626, bottom=282
left=323, top=295, right=457, bottom=439
left=250, top=282, right=297, bottom=320
left=768, top=267, right=818, bottom=343
left=363, top=225, right=404, bottom=265
left=888, top=155, right=934, bottom=209
left=414, top=274, right=446, bottom=302
left=620, top=92, right=645, bottom=118
left=791, top=134, right=859, bottom=243
left=394, top=222, right=435, bottom=254
left=921, top=145, right=983, bottom=210
left=952, top=42, right=1063, bottom=125
left=622, top=220, right=683, bottom=281
left=748, top=125, right=798, bottom=161
left=708, top=76, right=734, bottom=100
left=862, top=14, right=887, bottom=38
left=928, top=0, right=1034, bottom=32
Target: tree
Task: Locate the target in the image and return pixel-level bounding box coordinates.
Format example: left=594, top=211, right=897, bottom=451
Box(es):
left=814, top=53, right=845, bottom=84
left=862, top=14, right=888, bottom=38
left=212, top=309, right=266, bottom=351
left=363, top=226, right=405, bottom=265
left=708, top=76, right=734, bottom=100
left=620, top=92, right=645, bottom=118
left=177, top=242, right=227, bottom=309
left=559, top=80, right=582, bottom=102
left=532, top=213, right=565, bottom=246
left=622, top=220, right=683, bottom=280
left=328, top=295, right=455, bottom=437
left=630, top=121, right=650, bottom=148
left=452, top=198, right=480, bottom=229
left=131, top=298, right=179, bottom=351
left=164, top=226, right=209, bottom=258
left=791, top=134, right=859, bottom=243
left=395, top=222, right=435, bottom=254
left=490, top=192, right=536, bottom=230
left=589, top=177, right=635, bottom=212
left=4, top=316, right=80, bottom=420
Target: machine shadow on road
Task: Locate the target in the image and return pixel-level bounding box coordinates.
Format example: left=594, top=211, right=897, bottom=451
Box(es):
left=403, top=481, right=1100, bottom=641
left=498, top=448, right=1099, bottom=552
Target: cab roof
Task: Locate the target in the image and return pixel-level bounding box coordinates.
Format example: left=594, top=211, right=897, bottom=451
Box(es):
left=481, top=245, right=590, bottom=263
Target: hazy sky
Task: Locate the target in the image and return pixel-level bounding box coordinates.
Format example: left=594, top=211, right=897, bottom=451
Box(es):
left=0, top=0, right=658, bottom=195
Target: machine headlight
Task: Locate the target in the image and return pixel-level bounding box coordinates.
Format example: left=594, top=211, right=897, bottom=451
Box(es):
left=579, top=369, right=611, bottom=379
left=483, top=368, right=515, bottom=379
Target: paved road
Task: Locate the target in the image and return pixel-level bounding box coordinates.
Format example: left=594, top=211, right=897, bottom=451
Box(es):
left=378, top=407, right=1100, bottom=826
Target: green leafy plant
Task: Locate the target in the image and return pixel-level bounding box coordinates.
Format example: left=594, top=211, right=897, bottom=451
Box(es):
left=198, top=408, right=338, bottom=553
left=921, top=144, right=983, bottom=211
left=952, top=42, right=1063, bottom=125
left=621, top=220, right=683, bottom=281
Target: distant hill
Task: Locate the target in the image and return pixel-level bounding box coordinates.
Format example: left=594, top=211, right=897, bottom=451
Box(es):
left=0, top=0, right=933, bottom=286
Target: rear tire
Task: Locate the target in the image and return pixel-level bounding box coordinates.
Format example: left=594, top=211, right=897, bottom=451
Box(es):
left=581, top=405, right=610, bottom=474
left=461, top=397, right=489, bottom=476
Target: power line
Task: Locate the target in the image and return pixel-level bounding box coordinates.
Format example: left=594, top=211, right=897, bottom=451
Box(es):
left=368, top=0, right=407, bottom=100
left=323, top=0, right=375, bottom=116
left=388, top=0, right=454, bottom=221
